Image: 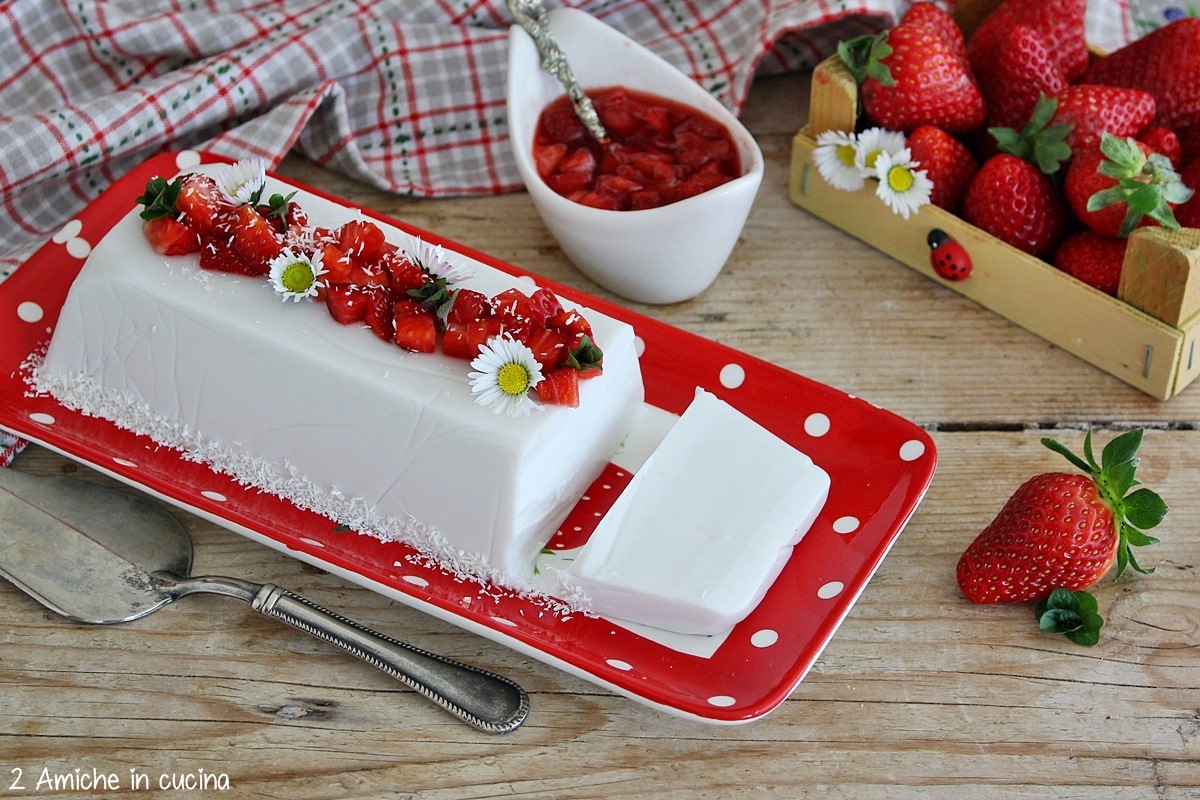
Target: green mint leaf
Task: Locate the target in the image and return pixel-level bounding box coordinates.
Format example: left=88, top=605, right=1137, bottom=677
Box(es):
left=1036, top=588, right=1103, bottom=646
left=1066, top=627, right=1101, bottom=646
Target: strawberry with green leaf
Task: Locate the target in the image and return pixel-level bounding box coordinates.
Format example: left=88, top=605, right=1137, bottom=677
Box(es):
left=135, top=176, right=201, bottom=256
left=839, top=15, right=985, bottom=135
left=957, top=429, right=1168, bottom=604
left=1065, top=133, right=1194, bottom=238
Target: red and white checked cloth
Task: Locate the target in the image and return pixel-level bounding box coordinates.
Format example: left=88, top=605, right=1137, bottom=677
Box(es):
left=0, top=0, right=1133, bottom=462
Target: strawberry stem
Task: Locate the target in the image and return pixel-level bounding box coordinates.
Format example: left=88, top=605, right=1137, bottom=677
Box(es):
left=1041, top=429, right=1167, bottom=578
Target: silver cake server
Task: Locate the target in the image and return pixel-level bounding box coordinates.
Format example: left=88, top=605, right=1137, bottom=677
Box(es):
left=0, top=467, right=529, bottom=734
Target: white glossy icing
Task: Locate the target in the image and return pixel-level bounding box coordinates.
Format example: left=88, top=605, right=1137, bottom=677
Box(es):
left=36, top=167, right=644, bottom=595
left=560, top=390, right=830, bottom=635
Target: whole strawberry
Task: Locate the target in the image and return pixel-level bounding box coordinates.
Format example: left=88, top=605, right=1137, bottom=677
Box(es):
left=975, top=25, right=1066, bottom=130
left=963, top=154, right=1069, bottom=257
left=840, top=20, right=985, bottom=134
left=899, top=2, right=968, bottom=64
left=906, top=124, right=978, bottom=213
left=1065, top=134, right=1194, bottom=238
left=1051, top=85, right=1157, bottom=155
left=1081, top=18, right=1200, bottom=133
left=967, top=0, right=1089, bottom=82
left=957, top=429, right=1167, bottom=604
left=1173, top=158, right=1200, bottom=227
left=1051, top=231, right=1128, bottom=296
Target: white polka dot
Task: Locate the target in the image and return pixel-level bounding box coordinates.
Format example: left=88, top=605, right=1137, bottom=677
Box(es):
left=817, top=581, right=844, bottom=599
left=804, top=413, right=831, bottom=437
left=719, top=363, right=745, bottom=389
left=833, top=516, right=860, bottom=534
left=633, top=336, right=645, bottom=357
left=402, top=575, right=429, bottom=588
left=491, top=616, right=518, bottom=628
left=17, top=302, right=43, bottom=323
left=707, top=695, right=736, bottom=707
left=29, top=412, right=55, bottom=425
left=66, top=237, right=91, bottom=259
left=750, top=629, right=778, bottom=648
left=112, top=457, right=137, bottom=468
left=606, top=659, right=633, bottom=671
left=200, top=490, right=227, bottom=502
left=52, top=220, right=82, bottom=244
left=899, top=439, right=926, bottom=461
left=516, top=274, right=537, bottom=286
left=175, top=150, right=202, bottom=169
left=298, top=537, right=325, bottom=548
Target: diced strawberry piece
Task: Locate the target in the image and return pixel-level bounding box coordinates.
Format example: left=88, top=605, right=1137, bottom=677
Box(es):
left=537, top=99, right=586, bottom=144
left=446, top=289, right=492, bottom=324
left=199, top=238, right=256, bottom=275
left=232, top=205, right=283, bottom=273
left=548, top=309, right=593, bottom=340
left=362, top=286, right=394, bottom=342
left=382, top=251, right=428, bottom=292
left=325, top=283, right=370, bottom=325
left=557, top=147, right=597, bottom=175
left=528, top=287, right=564, bottom=326
left=392, top=299, right=437, bottom=353
left=176, top=175, right=234, bottom=234
left=319, top=242, right=353, bottom=284
left=493, top=288, right=538, bottom=342
left=526, top=327, right=571, bottom=371
left=633, top=103, right=672, bottom=136
left=577, top=190, right=623, bottom=210
left=349, top=259, right=391, bottom=289
left=336, top=220, right=388, bottom=263
left=545, top=170, right=593, bottom=195
left=443, top=318, right=504, bottom=359
left=535, top=367, right=580, bottom=408
left=142, top=216, right=201, bottom=255
left=533, top=142, right=569, bottom=177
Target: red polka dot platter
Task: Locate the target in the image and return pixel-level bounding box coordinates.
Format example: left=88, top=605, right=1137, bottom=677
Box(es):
left=0, top=151, right=936, bottom=723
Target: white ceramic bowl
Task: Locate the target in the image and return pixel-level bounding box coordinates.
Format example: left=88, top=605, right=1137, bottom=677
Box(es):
left=506, top=8, right=764, bottom=305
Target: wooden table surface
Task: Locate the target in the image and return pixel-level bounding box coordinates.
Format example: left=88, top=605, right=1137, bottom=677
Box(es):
left=2, top=71, right=1198, bottom=800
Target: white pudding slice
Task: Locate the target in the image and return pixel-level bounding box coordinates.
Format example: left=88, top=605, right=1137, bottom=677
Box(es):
left=37, top=167, right=644, bottom=593
left=560, top=390, right=830, bottom=634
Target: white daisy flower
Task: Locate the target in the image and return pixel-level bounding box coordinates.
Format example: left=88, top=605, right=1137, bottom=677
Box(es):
left=409, top=236, right=473, bottom=286
left=268, top=248, right=327, bottom=302
left=468, top=336, right=544, bottom=417
left=855, top=127, right=908, bottom=178
left=873, top=149, right=933, bottom=220
left=812, top=130, right=865, bottom=191
left=216, top=157, right=267, bottom=205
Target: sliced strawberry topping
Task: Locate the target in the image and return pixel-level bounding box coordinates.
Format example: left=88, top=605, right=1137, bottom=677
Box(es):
left=337, top=220, right=388, bottom=264
left=393, top=298, right=437, bottom=353
left=525, top=327, right=572, bottom=371
left=535, top=367, right=580, bottom=408
left=446, top=289, right=492, bottom=324
left=383, top=251, right=428, bottom=292
left=142, top=217, right=201, bottom=256
left=176, top=175, right=234, bottom=234
left=325, top=283, right=371, bottom=325
left=362, top=286, right=395, bottom=342
left=232, top=205, right=283, bottom=272
left=199, top=239, right=257, bottom=275
left=443, top=318, right=503, bottom=360
left=549, top=309, right=594, bottom=341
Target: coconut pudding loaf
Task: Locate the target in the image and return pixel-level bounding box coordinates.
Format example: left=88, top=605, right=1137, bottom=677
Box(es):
left=36, top=160, right=644, bottom=592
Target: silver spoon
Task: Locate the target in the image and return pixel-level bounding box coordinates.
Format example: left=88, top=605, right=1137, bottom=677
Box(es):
left=0, top=467, right=529, bottom=734
left=507, top=0, right=609, bottom=144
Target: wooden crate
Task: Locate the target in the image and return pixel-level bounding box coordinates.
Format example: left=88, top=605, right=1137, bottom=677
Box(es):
left=787, top=21, right=1200, bottom=399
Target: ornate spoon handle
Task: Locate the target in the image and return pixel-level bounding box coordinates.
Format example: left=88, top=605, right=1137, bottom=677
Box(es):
left=156, top=574, right=530, bottom=734
left=508, top=0, right=609, bottom=144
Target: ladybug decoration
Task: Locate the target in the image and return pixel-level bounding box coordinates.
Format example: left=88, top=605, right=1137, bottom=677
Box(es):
left=927, top=228, right=972, bottom=281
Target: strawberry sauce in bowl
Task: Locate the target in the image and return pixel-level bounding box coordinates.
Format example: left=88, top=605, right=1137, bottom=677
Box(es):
left=507, top=8, right=763, bottom=305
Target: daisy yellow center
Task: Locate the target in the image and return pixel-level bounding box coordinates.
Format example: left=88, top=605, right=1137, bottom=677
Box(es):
left=496, top=362, right=532, bottom=396
left=837, top=144, right=856, bottom=166
left=280, top=262, right=316, bottom=293
left=864, top=150, right=882, bottom=169
left=887, top=165, right=915, bottom=193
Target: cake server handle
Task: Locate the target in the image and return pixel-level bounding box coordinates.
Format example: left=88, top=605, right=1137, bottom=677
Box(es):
left=154, top=574, right=530, bottom=734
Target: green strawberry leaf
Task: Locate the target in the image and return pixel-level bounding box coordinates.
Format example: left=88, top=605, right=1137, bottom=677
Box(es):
left=1041, top=436, right=1092, bottom=473
left=1101, top=428, right=1143, bottom=465
left=264, top=191, right=298, bottom=231
left=565, top=335, right=604, bottom=373
left=1035, top=588, right=1103, bottom=646
left=1123, top=487, right=1169, bottom=529
left=1105, top=459, right=1138, bottom=499
left=990, top=96, right=1072, bottom=175
left=1082, top=430, right=1100, bottom=471
left=1124, top=527, right=1161, bottom=547
left=837, top=33, right=894, bottom=86
left=1087, top=185, right=1130, bottom=212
